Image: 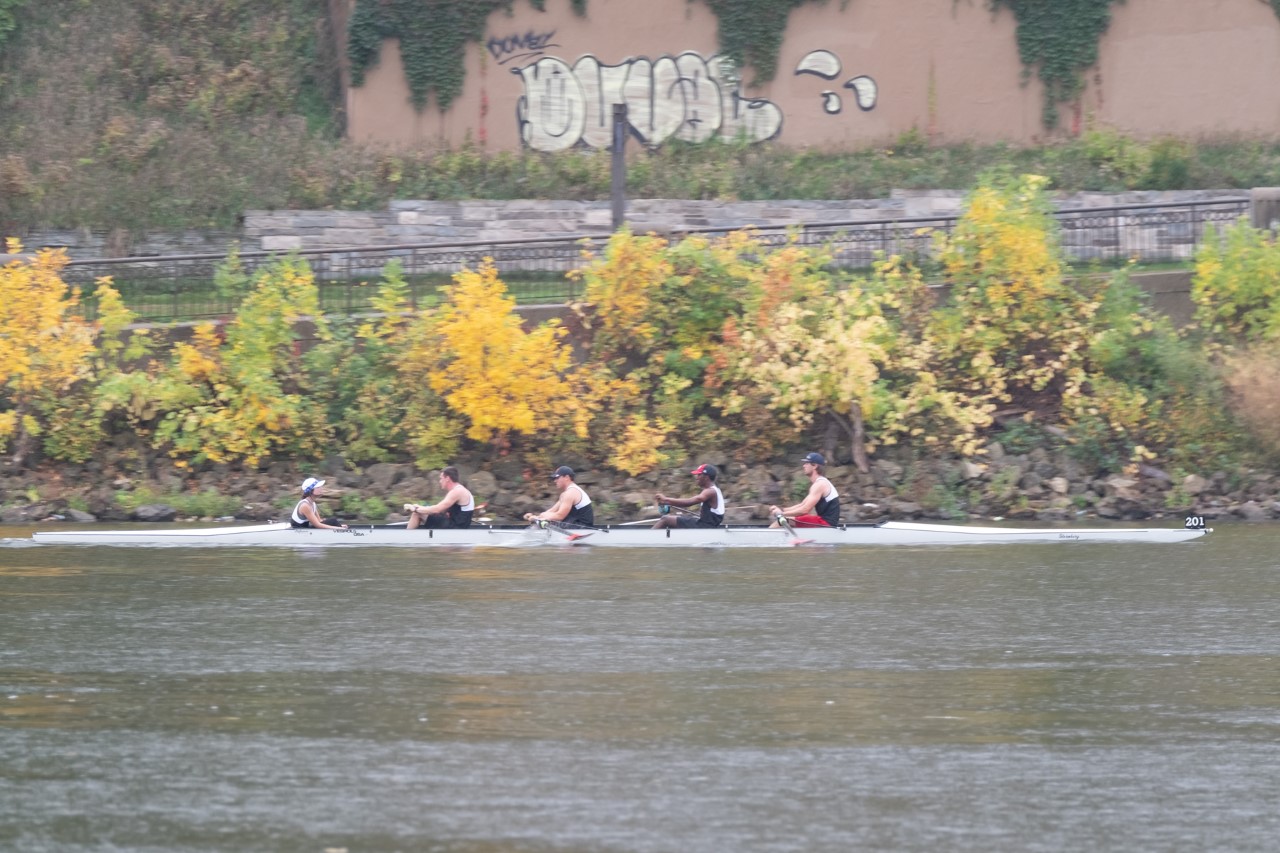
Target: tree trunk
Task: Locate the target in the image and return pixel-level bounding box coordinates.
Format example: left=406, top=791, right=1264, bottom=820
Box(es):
left=825, top=403, right=871, bottom=474
left=11, top=413, right=32, bottom=469
left=849, top=401, right=869, bottom=474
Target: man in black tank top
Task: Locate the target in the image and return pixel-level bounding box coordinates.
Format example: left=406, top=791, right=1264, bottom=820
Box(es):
left=653, top=463, right=726, bottom=528
left=405, top=466, right=475, bottom=529
left=769, top=451, right=841, bottom=527
left=524, top=465, right=594, bottom=527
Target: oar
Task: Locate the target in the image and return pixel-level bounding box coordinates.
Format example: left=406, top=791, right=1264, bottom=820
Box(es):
left=775, top=512, right=816, bottom=546
left=531, top=518, right=594, bottom=542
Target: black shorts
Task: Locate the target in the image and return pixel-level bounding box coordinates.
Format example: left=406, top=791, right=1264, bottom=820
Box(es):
left=674, top=515, right=721, bottom=529
left=418, top=512, right=472, bottom=529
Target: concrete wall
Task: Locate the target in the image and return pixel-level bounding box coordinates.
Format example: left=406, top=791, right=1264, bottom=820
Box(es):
left=344, top=0, right=1280, bottom=151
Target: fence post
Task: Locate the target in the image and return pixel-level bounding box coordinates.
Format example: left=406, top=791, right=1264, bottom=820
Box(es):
left=1250, top=187, right=1280, bottom=232
left=611, top=103, right=628, bottom=231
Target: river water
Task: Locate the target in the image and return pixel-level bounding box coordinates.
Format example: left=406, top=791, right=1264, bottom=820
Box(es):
left=1, top=521, right=1278, bottom=852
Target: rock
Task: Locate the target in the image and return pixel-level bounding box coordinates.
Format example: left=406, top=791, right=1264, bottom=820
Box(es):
left=889, top=499, right=922, bottom=518
left=133, top=504, right=177, bottom=522
left=463, top=470, right=497, bottom=498
left=872, top=459, right=904, bottom=486
left=613, top=491, right=651, bottom=512
left=394, top=476, right=434, bottom=501
left=959, top=460, right=986, bottom=480
left=1182, top=473, right=1208, bottom=496
left=0, top=506, right=33, bottom=523
left=508, top=494, right=540, bottom=515
left=1048, top=477, right=1070, bottom=495
left=1095, top=501, right=1123, bottom=519
left=1104, top=476, right=1142, bottom=501
left=1235, top=501, right=1270, bottom=521
left=240, top=503, right=276, bottom=521
left=1139, top=463, right=1172, bottom=483
left=365, top=462, right=409, bottom=491
left=1032, top=460, right=1057, bottom=479
left=66, top=509, right=97, bottom=523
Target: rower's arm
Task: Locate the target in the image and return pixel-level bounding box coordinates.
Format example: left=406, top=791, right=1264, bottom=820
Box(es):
left=781, top=481, right=823, bottom=516
left=417, top=486, right=462, bottom=515
left=537, top=489, right=575, bottom=522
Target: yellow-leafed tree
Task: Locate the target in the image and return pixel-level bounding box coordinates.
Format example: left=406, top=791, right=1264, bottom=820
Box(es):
left=0, top=241, right=97, bottom=465
left=151, top=254, right=333, bottom=466
left=416, top=259, right=585, bottom=447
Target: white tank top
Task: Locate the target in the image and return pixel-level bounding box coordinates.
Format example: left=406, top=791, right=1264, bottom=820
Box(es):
left=709, top=484, right=725, bottom=517
left=291, top=497, right=315, bottom=525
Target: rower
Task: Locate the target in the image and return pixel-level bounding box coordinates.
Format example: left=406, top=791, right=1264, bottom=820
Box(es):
left=769, top=452, right=840, bottom=528
left=405, top=466, right=475, bottom=529
left=290, top=477, right=348, bottom=530
left=524, top=465, right=594, bottom=527
left=653, top=463, right=725, bottom=529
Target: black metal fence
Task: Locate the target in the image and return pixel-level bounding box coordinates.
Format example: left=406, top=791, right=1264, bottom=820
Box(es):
left=61, top=196, right=1250, bottom=323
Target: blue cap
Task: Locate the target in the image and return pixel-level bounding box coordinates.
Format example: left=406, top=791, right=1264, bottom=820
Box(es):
left=801, top=452, right=825, bottom=465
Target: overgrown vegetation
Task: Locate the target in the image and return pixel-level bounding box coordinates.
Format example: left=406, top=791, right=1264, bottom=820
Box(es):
left=2, top=175, right=1274, bottom=484
left=347, top=0, right=587, bottom=110
left=990, top=0, right=1123, bottom=129
left=5, top=0, right=1280, bottom=233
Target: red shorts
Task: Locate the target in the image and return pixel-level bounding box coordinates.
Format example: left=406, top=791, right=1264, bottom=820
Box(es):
left=792, top=515, right=831, bottom=528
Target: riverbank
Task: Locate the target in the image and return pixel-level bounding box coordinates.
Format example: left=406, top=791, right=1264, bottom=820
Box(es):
left=4, top=442, right=1277, bottom=526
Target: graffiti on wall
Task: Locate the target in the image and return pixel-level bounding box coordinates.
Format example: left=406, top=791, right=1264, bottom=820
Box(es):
left=514, top=51, right=784, bottom=151
left=512, top=48, right=878, bottom=151
left=487, top=30, right=559, bottom=66
left=794, top=49, right=877, bottom=115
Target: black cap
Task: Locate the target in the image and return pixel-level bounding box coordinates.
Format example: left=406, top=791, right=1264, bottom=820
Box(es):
left=690, top=463, right=718, bottom=480
left=550, top=465, right=575, bottom=480
left=801, top=452, right=825, bottom=465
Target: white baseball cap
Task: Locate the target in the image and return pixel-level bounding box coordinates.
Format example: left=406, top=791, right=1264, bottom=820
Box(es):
left=301, top=477, right=325, bottom=493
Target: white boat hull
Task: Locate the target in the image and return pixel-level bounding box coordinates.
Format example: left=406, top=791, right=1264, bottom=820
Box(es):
left=30, top=520, right=1211, bottom=548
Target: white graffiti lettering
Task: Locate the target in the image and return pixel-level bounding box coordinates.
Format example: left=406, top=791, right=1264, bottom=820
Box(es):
left=514, top=52, right=783, bottom=151
left=794, top=49, right=878, bottom=116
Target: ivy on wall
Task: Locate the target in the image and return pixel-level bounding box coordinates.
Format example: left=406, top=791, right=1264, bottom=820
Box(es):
left=347, top=0, right=829, bottom=111
left=347, top=0, right=585, bottom=110
left=990, top=0, right=1122, bottom=130
left=693, top=0, right=832, bottom=85
left=0, top=0, right=29, bottom=53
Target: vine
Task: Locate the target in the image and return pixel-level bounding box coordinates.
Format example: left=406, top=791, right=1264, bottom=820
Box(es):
left=347, top=0, right=585, bottom=111
left=990, top=0, right=1122, bottom=130
left=693, top=0, right=832, bottom=85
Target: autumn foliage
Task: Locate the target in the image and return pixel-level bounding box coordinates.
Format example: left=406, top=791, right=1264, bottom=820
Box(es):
left=0, top=174, right=1273, bottom=476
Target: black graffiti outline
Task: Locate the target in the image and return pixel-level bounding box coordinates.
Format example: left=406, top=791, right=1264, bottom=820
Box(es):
left=487, top=29, right=559, bottom=66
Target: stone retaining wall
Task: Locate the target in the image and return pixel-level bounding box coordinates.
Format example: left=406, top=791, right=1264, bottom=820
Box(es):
left=12, top=190, right=1248, bottom=259
left=243, top=190, right=1247, bottom=252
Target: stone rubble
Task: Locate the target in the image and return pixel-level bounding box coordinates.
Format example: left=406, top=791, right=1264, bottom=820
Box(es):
left=2, top=443, right=1274, bottom=526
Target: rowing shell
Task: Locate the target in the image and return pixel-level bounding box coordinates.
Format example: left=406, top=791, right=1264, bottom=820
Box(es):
left=29, top=518, right=1212, bottom=548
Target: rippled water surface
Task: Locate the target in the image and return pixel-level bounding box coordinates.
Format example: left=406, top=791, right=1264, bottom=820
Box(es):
left=2, top=522, right=1279, bottom=851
